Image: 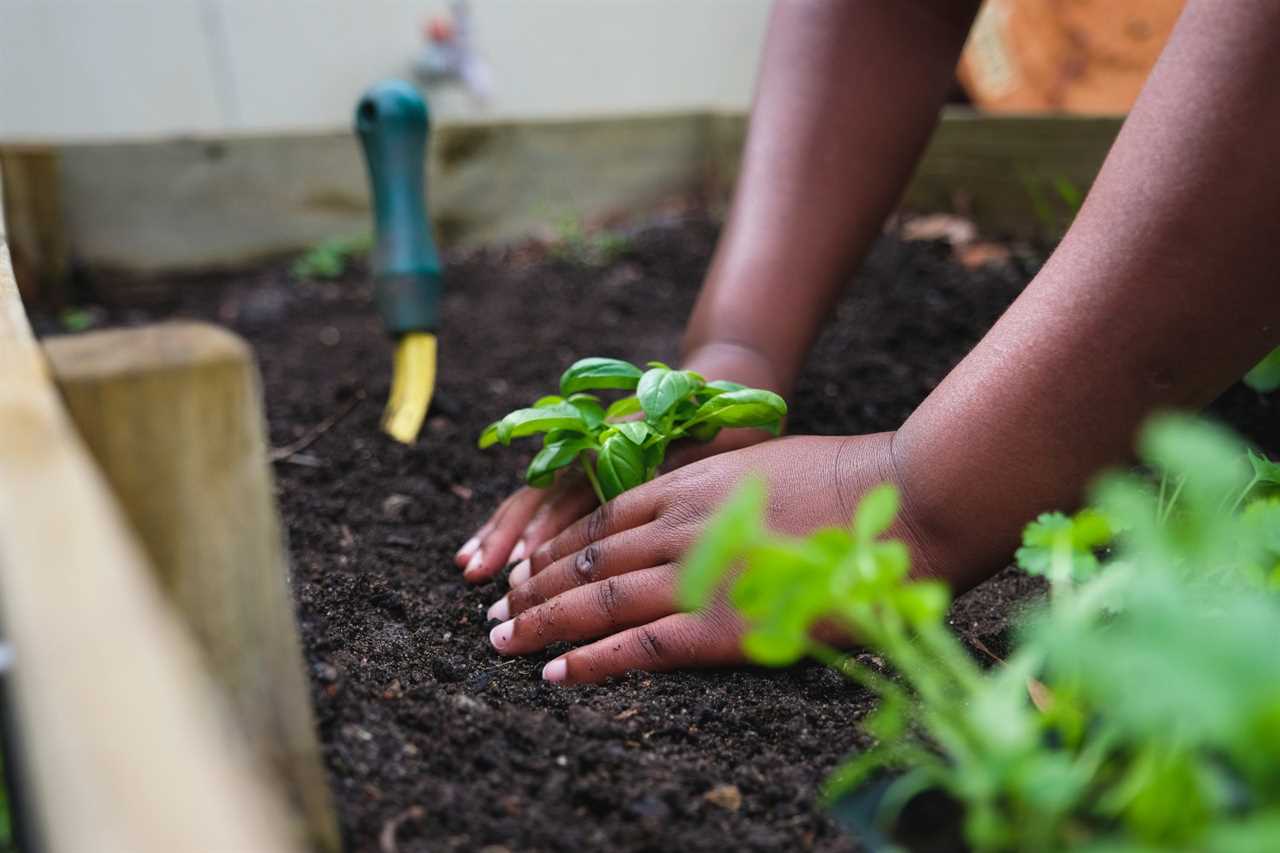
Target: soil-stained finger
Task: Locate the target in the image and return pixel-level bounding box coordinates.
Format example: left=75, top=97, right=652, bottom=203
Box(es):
left=518, top=477, right=599, bottom=557
left=488, top=565, right=678, bottom=655
left=464, top=487, right=547, bottom=582
left=503, top=523, right=675, bottom=617
left=539, top=611, right=746, bottom=685
left=527, top=485, right=659, bottom=577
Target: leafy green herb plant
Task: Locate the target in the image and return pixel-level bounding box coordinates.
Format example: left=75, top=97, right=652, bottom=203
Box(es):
left=478, top=357, right=787, bottom=504
left=682, top=414, right=1280, bottom=851
left=290, top=234, right=373, bottom=281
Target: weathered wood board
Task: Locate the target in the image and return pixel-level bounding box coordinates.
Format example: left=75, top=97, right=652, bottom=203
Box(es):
left=0, top=196, right=301, bottom=853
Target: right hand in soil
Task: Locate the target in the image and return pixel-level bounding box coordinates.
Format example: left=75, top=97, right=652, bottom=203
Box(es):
left=482, top=433, right=943, bottom=684
left=453, top=426, right=772, bottom=583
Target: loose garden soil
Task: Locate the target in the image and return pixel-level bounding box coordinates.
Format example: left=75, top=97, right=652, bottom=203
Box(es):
left=52, top=215, right=1280, bottom=852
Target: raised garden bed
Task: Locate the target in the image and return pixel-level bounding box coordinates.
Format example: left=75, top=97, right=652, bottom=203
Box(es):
left=57, top=215, right=1280, bottom=851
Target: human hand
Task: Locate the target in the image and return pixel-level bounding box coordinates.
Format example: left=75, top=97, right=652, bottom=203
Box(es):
left=452, top=427, right=773, bottom=582
left=454, top=348, right=788, bottom=583
left=482, top=432, right=938, bottom=684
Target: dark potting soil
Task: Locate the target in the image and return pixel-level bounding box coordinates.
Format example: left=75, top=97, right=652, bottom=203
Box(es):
left=51, top=215, right=1280, bottom=852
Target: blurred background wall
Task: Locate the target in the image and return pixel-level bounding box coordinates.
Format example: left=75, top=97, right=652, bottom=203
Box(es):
left=0, top=0, right=1181, bottom=283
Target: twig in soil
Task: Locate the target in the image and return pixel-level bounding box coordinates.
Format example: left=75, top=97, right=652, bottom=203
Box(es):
left=269, top=390, right=366, bottom=462
left=379, top=804, right=426, bottom=853
left=966, top=635, right=1054, bottom=713
left=966, top=635, right=1005, bottom=665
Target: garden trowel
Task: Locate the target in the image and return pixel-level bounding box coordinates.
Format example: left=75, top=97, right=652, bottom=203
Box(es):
left=356, top=80, right=444, bottom=444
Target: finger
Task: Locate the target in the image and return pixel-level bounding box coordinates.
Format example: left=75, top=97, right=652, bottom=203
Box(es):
left=454, top=520, right=493, bottom=567
left=525, top=485, right=659, bottom=580
left=539, top=610, right=746, bottom=685
left=487, top=564, right=678, bottom=654
left=462, top=487, right=547, bottom=582
left=455, top=483, right=531, bottom=567
left=498, top=523, right=675, bottom=619
left=517, top=478, right=599, bottom=560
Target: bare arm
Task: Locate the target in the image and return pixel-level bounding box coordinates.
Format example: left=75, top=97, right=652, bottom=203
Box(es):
left=895, top=0, right=1280, bottom=589
left=487, top=0, right=1280, bottom=684
left=459, top=0, right=981, bottom=578
left=682, top=0, right=982, bottom=394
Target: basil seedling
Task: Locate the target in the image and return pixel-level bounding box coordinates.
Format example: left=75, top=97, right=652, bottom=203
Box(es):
left=478, top=357, right=787, bottom=503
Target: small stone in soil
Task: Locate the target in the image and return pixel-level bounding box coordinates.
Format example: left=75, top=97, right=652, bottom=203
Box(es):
left=704, top=784, right=743, bottom=812
left=382, top=493, right=412, bottom=517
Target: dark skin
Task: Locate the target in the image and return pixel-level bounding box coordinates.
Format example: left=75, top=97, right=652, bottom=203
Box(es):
left=456, top=0, right=1280, bottom=684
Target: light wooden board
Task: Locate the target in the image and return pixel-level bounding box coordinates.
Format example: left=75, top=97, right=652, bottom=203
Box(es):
left=45, top=322, right=340, bottom=852
left=0, top=214, right=299, bottom=850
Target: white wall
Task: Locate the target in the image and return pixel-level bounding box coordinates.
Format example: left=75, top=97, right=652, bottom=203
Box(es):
left=0, top=0, right=770, bottom=142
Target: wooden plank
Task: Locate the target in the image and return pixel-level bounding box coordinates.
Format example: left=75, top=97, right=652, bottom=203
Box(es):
left=23, top=109, right=1122, bottom=282
left=0, top=212, right=300, bottom=851
left=0, top=147, right=68, bottom=307
left=709, top=108, right=1124, bottom=240
left=904, top=110, right=1123, bottom=238
left=44, top=322, right=340, bottom=852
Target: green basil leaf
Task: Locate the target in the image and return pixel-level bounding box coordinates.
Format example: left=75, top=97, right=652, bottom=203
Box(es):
left=477, top=421, right=501, bottom=449
left=604, top=395, right=643, bottom=421
left=696, top=379, right=746, bottom=403
left=559, top=357, right=643, bottom=395
left=678, top=477, right=766, bottom=610
left=526, top=437, right=589, bottom=488
left=594, top=433, right=647, bottom=501
left=689, top=388, right=787, bottom=430
left=496, top=403, right=589, bottom=445
left=642, top=441, right=666, bottom=479
left=614, top=421, right=651, bottom=445
left=687, top=422, right=721, bottom=443
left=567, top=394, right=605, bottom=429
left=637, top=367, right=699, bottom=420
left=533, top=395, right=564, bottom=408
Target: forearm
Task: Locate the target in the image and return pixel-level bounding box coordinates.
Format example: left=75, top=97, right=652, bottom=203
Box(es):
left=895, top=0, right=1280, bottom=589
left=682, top=0, right=981, bottom=395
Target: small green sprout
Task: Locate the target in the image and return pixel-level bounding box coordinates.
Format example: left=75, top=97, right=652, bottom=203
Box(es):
left=1015, top=508, right=1113, bottom=591
left=290, top=234, right=373, bottom=281
left=478, top=357, right=786, bottom=504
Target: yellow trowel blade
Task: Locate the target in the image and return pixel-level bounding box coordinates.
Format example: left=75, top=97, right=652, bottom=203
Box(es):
left=383, top=332, right=437, bottom=444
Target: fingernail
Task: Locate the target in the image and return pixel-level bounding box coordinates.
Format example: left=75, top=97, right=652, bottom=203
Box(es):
left=542, top=658, right=567, bottom=683
left=510, top=539, right=526, bottom=563
left=487, top=595, right=509, bottom=622
left=456, top=537, right=480, bottom=560
left=509, top=559, right=531, bottom=586
left=489, top=620, right=514, bottom=651
left=464, top=550, right=484, bottom=578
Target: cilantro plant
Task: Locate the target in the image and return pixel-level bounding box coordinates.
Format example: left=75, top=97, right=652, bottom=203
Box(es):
left=478, top=357, right=786, bottom=504
left=681, top=414, right=1280, bottom=851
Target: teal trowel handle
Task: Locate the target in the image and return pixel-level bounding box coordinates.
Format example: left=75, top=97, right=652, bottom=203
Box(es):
left=356, top=80, right=444, bottom=335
